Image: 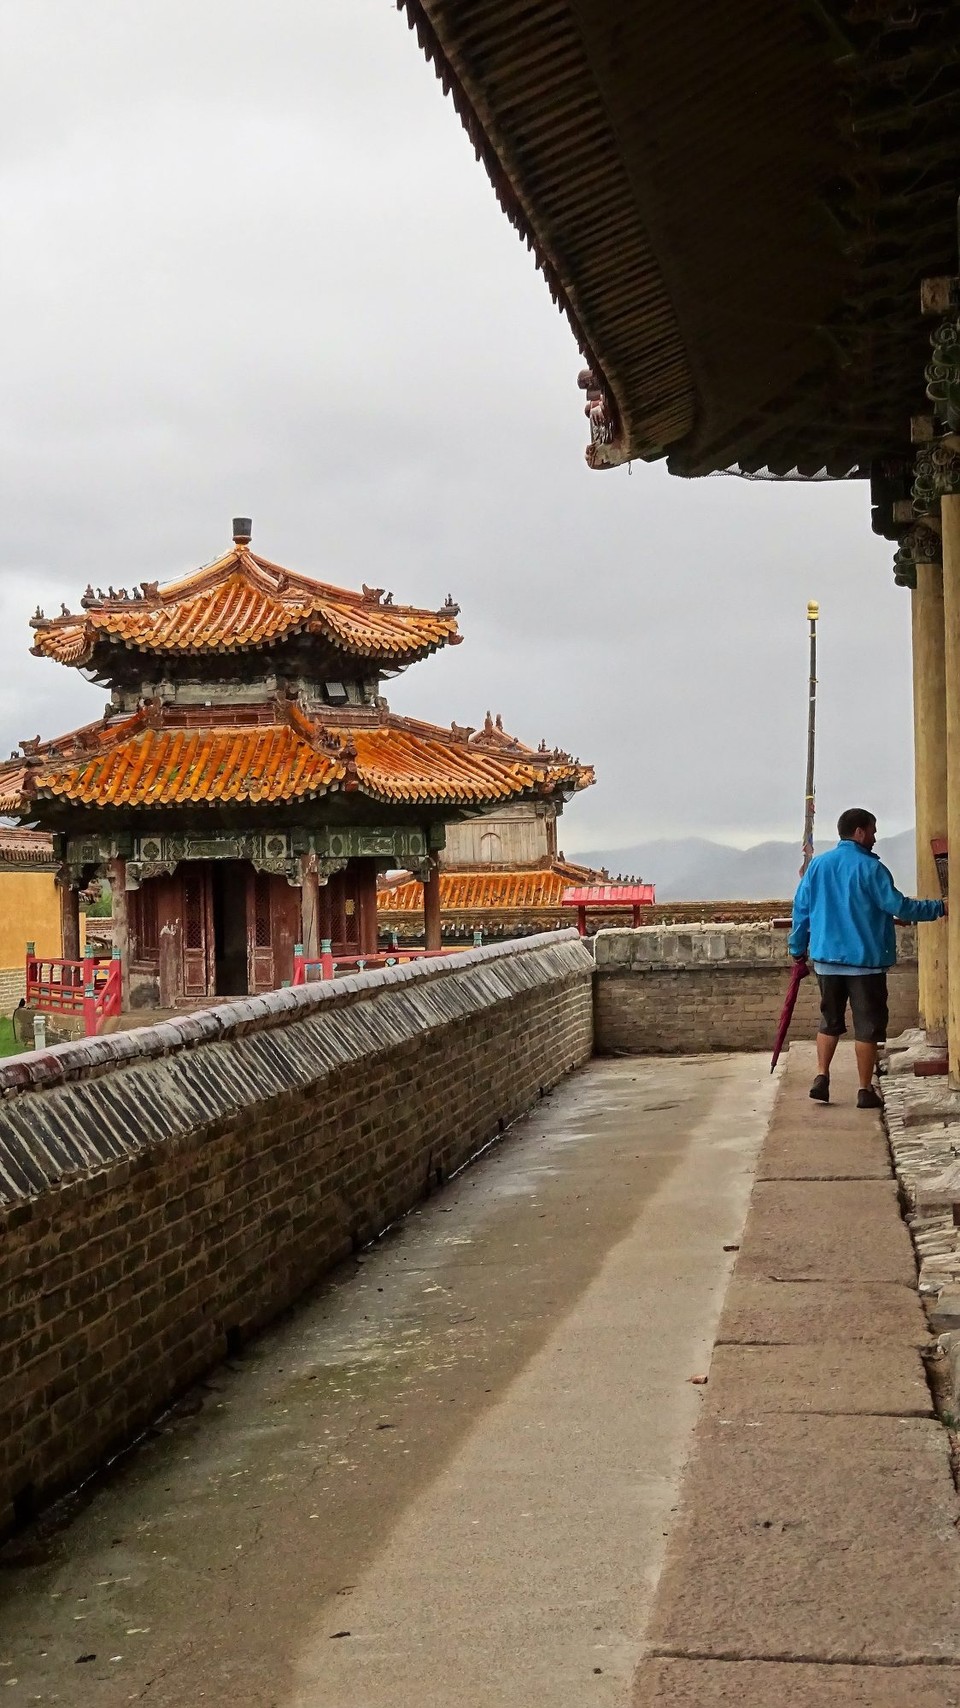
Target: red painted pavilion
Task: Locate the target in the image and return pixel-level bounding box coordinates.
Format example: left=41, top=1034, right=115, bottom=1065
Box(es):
left=0, top=521, right=592, bottom=1010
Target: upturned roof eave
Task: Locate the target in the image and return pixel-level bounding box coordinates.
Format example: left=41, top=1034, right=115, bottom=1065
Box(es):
left=400, top=0, right=960, bottom=476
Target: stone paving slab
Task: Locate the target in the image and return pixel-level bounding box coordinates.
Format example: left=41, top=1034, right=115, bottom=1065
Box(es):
left=706, top=1343, right=932, bottom=1417
left=646, top=1414, right=960, bottom=1665
left=736, top=1179, right=917, bottom=1285
left=762, top=1043, right=891, bottom=1178
left=633, top=1657, right=960, bottom=1706
left=716, top=1276, right=927, bottom=1345
left=756, top=1118, right=892, bottom=1180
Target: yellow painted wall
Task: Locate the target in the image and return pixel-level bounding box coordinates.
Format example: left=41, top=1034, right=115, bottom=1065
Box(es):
left=0, top=871, right=63, bottom=966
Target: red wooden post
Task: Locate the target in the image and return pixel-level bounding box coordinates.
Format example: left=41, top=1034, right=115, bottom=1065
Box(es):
left=109, top=944, right=122, bottom=1017
left=320, top=937, right=334, bottom=980
left=82, top=954, right=97, bottom=1037
left=577, top=905, right=587, bottom=937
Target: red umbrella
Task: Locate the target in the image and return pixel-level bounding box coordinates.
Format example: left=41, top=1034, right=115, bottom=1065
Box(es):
left=770, top=957, right=810, bottom=1072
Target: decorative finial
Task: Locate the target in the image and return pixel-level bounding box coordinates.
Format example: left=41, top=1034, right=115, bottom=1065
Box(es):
left=233, top=517, right=252, bottom=545
left=483, top=710, right=494, bottom=734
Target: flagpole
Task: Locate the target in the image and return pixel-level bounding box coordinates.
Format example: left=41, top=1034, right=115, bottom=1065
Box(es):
left=800, top=600, right=819, bottom=875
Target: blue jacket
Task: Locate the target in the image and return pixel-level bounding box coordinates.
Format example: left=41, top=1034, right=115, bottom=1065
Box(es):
left=789, top=838, right=944, bottom=967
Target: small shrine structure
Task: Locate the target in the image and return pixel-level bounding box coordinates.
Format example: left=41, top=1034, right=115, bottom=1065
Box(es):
left=378, top=784, right=631, bottom=944
left=0, top=521, right=591, bottom=1010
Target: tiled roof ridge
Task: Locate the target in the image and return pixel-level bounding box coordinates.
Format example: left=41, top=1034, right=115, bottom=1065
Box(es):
left=31, top=544, right=461, bottom=635
left=382, top=710, right=590, bottom=774
left=0, top=825, right=56, bottom=865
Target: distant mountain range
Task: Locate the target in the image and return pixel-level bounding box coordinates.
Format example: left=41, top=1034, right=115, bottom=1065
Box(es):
left=569, top=830, right=918, bottom=902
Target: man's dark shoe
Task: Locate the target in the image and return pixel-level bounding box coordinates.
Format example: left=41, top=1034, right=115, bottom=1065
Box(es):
left=857, top=1085, right=883, bottom=1110
left=809, top=1074, right=830, bottom=1103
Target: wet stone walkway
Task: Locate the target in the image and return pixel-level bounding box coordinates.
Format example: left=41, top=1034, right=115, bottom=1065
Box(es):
left=0, top=1055, right=776, bottom=1708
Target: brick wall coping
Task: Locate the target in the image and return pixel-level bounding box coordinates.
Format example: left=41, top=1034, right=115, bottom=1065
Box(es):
left=593, top=922, right=918, bottom=970
left=0, top=929, right=586, bottom=1102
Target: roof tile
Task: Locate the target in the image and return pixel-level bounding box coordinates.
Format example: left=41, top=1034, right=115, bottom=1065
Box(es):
left=0, top=709, right=593, bottom=814
left=31, top=546, right=461, bottom=667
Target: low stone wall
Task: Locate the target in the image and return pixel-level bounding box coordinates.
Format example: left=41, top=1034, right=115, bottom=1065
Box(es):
left=593, top=924, right=920, bottom=1054
left=0, top=931, right=593, bottom=1534
left=0, top=967, right=26, bottom=1012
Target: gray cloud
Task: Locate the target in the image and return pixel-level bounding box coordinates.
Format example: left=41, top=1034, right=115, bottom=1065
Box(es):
left=0, top=0, right=914, bottom=855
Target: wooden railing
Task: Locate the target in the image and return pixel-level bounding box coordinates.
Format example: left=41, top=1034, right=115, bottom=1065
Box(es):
left=26, top=944, right=123, bottom=1037
left=292, top=937, right=468, bottom=985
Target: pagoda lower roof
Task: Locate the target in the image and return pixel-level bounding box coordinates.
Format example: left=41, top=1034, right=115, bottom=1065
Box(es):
left=0, top=703, right=592, bottom=815
left=30, top=542, right=460, bottom=668
left=378, top=858, right=608, bottom=914
left=401, top=1, right=960, bottom=477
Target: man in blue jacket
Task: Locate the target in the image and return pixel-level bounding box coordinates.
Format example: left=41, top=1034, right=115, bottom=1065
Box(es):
left=789, top=807, right=946, bottom=1108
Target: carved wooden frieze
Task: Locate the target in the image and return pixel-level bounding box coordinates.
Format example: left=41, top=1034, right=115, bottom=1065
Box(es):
left=67, top=825, right=439, bottom=886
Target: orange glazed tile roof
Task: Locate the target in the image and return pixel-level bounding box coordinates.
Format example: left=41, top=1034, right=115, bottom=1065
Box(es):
left=378, top=860, right=603, bottom=914
left=0, top=705, right=593, bottom=815
left=0, top=827, right=57, bottom=867
left=30, top=543, right=461, bottom=667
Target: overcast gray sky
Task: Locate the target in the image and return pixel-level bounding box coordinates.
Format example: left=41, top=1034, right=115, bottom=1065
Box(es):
left=0, top=0, right=915, bottom=858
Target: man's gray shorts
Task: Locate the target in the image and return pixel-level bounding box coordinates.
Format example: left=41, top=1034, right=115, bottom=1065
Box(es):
left=817, top=972, right=888, bottom=1045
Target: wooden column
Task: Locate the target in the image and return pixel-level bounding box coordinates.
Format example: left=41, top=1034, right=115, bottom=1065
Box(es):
left=942, top=493, right=960, bottom=1081
left=58, top=873, right=81, bottom=962
left=912, top=558, right=948, bottom=1038
left=423, top=853, right=442, bottom=951
left=300, top=859, right=320, bottom=959
left=106, top=857, right=129, bottom=1008
left=156, top=871, right=183, bottom=1008
left=356, top=861, right=379, bottom=956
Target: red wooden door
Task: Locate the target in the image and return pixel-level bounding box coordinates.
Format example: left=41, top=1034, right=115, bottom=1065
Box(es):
left=247, top=869, right=275, bottom=993
left=181, top=864, right=214, bottom=999
left=271, top=879, right=300, bottom=987
left=246, top=869, right=300, bottom=992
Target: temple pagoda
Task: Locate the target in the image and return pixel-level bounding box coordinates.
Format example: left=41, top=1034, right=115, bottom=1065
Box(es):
left=0, top=521, right=592, bottom=1010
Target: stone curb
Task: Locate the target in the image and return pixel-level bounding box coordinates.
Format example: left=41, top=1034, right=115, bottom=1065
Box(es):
left=632, top=1043, right=960, bottom=1700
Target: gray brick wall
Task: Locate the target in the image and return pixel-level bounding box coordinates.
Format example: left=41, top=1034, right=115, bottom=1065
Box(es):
left=592, top=926, right=919, bottom=1054
left=0, top=932, right=593, bottom=1534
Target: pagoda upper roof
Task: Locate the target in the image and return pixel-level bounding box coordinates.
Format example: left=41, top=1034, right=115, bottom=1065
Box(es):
left=29, top=539, right=461, bottom=669
left=0, top=702, right=592, bottom=816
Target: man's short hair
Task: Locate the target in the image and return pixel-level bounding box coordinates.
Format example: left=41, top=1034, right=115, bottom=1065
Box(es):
left=837, top=807, right=876, bottom=839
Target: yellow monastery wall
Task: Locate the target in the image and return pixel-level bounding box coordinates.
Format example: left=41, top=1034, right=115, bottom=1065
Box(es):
left=0, top=872, right=74, bottom=1007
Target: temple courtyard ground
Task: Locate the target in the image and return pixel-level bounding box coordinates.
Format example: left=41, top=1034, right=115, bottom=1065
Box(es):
left=1, top=1047, right=957, bottom=1706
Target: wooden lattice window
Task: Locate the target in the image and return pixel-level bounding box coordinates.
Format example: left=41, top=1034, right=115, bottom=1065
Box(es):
left=183, top=872, right=205, bottom=950
left=129, top=882, right=160, bottom=965
left=254, top=872, right=272, bottom=948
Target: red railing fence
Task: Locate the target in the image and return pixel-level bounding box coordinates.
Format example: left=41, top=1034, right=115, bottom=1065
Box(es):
left=26, top=943, right=123, bottom=1038
left=291, top=936, right=468, bottom=985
